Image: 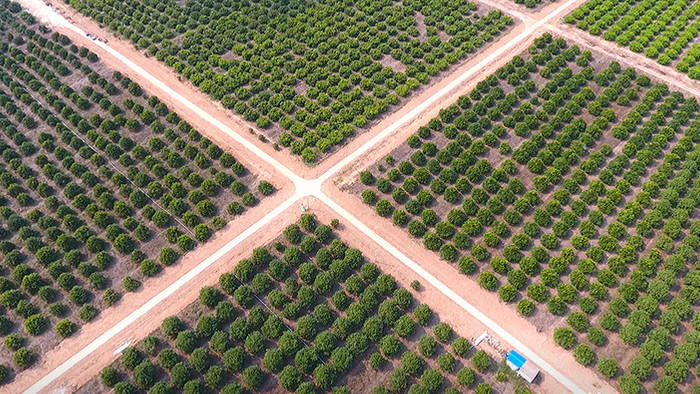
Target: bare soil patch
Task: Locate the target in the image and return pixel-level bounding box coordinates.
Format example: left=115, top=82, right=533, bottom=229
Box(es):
left=415, top=11, right=428, bottom=42
left=378, top=55, right=407, bottom=74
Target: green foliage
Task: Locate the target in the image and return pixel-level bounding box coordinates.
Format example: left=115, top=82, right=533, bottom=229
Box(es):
left=13, top=347, right=34, bottom=370
left=122, top=276, right=141, bottom=292
left=553, top=327, right=576, bottom=349
left=243, top=366, right=265, bottom=390
left=472, top=350, right=492, bottom=373
left=24, top=314, right=47, bottom=335
left=573, top=344, right=594, bottom=365
left=401, top=351, right=425, bottom=376
left=457, top=367, right=476, bottom=387
left=101, top=366, right=120, bottom=387
left=55, top=319, right=77, bottom=338
left=596, top=358, right=619, bottom=378
left=175, top=330, right=198, bottom=354
left=369, top=352, right=387, bottom=371
left=394, top=316, right=416, bottom=338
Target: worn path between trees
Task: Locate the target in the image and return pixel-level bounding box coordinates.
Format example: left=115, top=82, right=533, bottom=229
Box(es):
left=10, top=0, right=630, bottom=392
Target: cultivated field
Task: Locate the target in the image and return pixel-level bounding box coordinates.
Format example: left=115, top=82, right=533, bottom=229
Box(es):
left=351, top=34, right=700, bottom=393
left=8, top=0, right=700, bottom=392
left=515, top=0, right=553, bottom=9
left=78, top=216, right=527, bottom=394
left=67, top=0, right=513, bottom=163
left=566, top=0, right=700, bottom=78
left=0, top=4, right=273, bottom=381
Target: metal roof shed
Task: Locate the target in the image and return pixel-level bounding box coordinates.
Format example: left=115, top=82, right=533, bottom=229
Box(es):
left=517, top=360, right=541, bottom=383
left=506, top=350, right=526, bottom=371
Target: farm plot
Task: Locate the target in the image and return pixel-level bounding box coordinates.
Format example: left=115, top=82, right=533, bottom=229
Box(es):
left=565, top=0, right=700, bottom=78
left=68, top=0, right=513, bottom=163
left=513, top=0, right=552, bottom=10
left=0, top=5, right=273, bottom=381
left=77, top=215, right=525, bottom=394
left=353, top=33, right=700, bottom=392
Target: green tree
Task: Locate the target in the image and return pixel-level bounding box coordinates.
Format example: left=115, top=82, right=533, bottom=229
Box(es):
left=224, top=347, right=246, bottom=372
left=133, top=360, right=157, bottom=389
left=394, top=315, right=416, bottom=338
left=24, top=314, right=47, bottom=335
left=120, top=347, right=143, bottom=370
left=14, top=347, right=34, bottom=369
left=618, top=374, right=642, bottom=394
left=596, top=358, right=619, bottom=378
left=313, top=364, right=336, bottom=389
left=457, top=367, right=476, bottom=387
left=421, top=369, right=444, bottom=393
left=433, top=323, right=453, bottom=343
left=55, top=319, right=77, bottom=338
left=263, top=349, right=284, bottom=373
left=100, top=366, right=120, bottom=387
left=472, top=350, right=491, bottom=372
left=175, top=330, right=197, bottom=354
left=573, top=344, right=594, bottom=365
left=199, top=286, right=222, bottom=308
left=401, top=351, right=425, bottom=376
left=279, top=365, right=303, bottom=391
left=242, top=366, right=264, bottom=390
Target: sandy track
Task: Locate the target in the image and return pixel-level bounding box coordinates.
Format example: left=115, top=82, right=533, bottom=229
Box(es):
left=18, top=195, right=561, bottom=394
left=32, top=0, right=310, bottom=178
left=19, top=0, right=297, bottom=187
left=328, top=0, right=589, bottom=186
left=302, top=201, right=567, bottom=394
left=318, top=0, right=592, bottom=183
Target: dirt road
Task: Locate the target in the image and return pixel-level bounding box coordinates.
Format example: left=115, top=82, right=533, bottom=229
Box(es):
left=299, top=202, right=570, bottom=394
left=31, top=0, right=585, bottom=181
left=27, top=0, right=309, bottom=180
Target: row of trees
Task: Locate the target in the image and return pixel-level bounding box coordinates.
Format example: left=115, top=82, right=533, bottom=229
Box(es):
left=567, top=0, right=700, bottom=73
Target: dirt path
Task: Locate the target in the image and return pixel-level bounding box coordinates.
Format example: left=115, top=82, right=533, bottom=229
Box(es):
left=19, top=0, right=301, bottom=187
left=26, top=195, right=569, bottom=394
left=28, top=0, right=308, bottom=179
left=321, top=184, right=616, bottom=394
left=30, top=0, right=586, bottom=181
left=7, top=168, right=295, bottom=393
